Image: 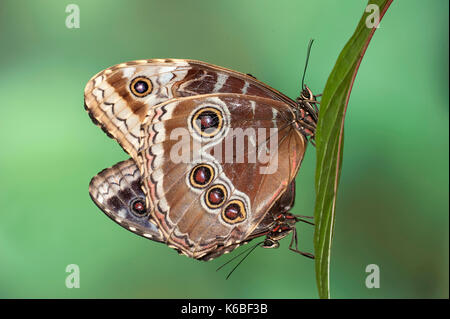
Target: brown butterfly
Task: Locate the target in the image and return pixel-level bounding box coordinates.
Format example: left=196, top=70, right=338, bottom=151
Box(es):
left=85, top=59, right=318, bottom=261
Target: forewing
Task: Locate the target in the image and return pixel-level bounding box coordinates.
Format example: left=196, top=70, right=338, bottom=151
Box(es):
left=84, top=59, right=296, bottom=159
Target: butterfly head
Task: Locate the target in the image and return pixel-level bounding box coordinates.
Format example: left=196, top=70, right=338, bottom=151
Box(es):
left=300, top=85, right=314, bottom=101
left=294, top=85, right=319, bottom=142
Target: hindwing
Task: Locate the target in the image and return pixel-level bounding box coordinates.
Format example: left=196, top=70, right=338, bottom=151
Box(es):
left=137, top=93, right=306, bottom=259
left=89, top=158, right=164, bottom=242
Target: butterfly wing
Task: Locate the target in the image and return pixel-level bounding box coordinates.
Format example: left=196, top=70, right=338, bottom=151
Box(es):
left=89, top=158, right=165, bottom=243
left=137, top=93, right=306, bottom=259
left=84, top=59, right=297, bottom=159
left=201, top=180, right=296, bottom=261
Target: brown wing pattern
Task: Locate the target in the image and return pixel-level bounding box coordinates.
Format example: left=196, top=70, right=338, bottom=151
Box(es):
left=137, top=93, right=306, bottom=259
left=85, top=59, right=314, bottom=261
left=201, top=180, right=296, bottom=261
left=84, top=59, right=297, bottom=159
left=89, top=159, right=165, bottom=242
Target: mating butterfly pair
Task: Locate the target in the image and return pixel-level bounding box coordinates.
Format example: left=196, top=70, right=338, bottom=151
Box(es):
left=85, top=59, right=318, bottom=261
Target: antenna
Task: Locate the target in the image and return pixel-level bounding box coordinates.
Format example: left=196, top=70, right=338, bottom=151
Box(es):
left=216, top=240, right=264, bottom=280
left=301, top=39, right=315, bottom=90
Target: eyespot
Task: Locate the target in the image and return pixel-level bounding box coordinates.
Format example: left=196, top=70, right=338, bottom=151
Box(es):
left=130, top=198, right=147, bottom=217
left=222, top=200, right=246, bottom=224
left=205, top=185, right=227, bottom=209
left=130, top=76, right=153, bottom=97
left=189, top=164, right=214, bottom=188
left=191, top=107, right=223, bottom=138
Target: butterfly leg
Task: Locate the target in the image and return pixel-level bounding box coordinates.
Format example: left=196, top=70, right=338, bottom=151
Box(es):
left=292, top=214, right=315, bottom=226
left=293, top=214, right=314, bottom=219
left=302, top=99, right=321, bottom=104
left=288, top=228, right=314, bottom=259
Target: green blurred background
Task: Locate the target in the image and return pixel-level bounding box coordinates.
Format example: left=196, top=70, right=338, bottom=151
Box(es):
left=0, top=0, right=448, bottom=298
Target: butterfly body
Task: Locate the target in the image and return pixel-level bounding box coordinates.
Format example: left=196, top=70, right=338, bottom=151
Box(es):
left=85, top=59, right=318, bottom=260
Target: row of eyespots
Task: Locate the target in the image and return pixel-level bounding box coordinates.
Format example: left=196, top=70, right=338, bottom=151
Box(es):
left=123, top=184, right=244, bottom=226
left=189, top=164, right=246, bottom=224
left=131, top=163, right=245, bottom=224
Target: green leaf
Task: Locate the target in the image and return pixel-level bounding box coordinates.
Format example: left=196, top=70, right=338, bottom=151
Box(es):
left=313, top=0, right=393, bottom=299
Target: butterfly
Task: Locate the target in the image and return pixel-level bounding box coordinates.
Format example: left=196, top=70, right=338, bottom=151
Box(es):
left=85, top=59, right=318, bottom=261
